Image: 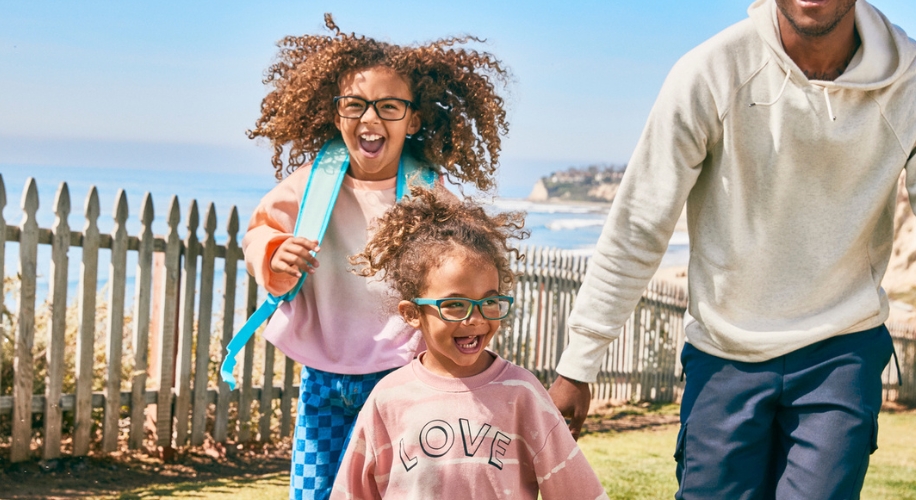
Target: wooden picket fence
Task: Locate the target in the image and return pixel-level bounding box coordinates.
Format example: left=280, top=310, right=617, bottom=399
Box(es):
left=0, top=174, right=913, bottom=464
left=885, top=322, right=916, bottom=403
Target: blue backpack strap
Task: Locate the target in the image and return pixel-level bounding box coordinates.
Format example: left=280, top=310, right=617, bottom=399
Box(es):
left=220, top=139, right=439, bottom=390
left=397, top=153, right=438, bottom=198
left=220, top=138, right=349, bottom=390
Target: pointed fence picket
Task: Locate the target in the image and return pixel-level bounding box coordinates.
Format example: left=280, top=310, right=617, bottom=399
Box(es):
left=0, top=173, right=913, bottom=463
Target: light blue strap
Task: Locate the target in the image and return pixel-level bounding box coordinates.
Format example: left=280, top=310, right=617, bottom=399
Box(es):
left=220, top=295, right=281, bottom=390
left=220, top=139, right=348, bottom=390
left=397, top=153, right=438, bottom=199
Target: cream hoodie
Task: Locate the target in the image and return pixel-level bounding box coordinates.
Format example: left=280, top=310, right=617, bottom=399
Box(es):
left=558, top=0, right=916, bottom=381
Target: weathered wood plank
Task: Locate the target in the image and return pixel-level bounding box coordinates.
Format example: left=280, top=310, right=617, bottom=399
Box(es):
left=43, top=183, right=71, bottom=460
left=174, top=200, right=200, bottom=446
left=259, top=340, right=275, bottom=442
left=237, top=274, right=258, bottom=443
left=191, top=203, right=217, bottom=446
left=155, top=197, right=182, bottom=448
left=102, top=190, right=129, bottom=452
left=73, top=186, right=100, bottom=457
left=11, top=178, right=39, bottom=463
left=129, top=194, right=155, bottom=449
left=214, top=207, right=240, bottom=443
left=280, top=355, right=295, bottom=439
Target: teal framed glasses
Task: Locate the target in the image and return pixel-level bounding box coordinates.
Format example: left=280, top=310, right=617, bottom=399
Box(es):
left=412, top=295, right=514, bottom=322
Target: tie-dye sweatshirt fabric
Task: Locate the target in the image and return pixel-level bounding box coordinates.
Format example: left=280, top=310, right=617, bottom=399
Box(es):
left=331, top=353, right=609, bottom=500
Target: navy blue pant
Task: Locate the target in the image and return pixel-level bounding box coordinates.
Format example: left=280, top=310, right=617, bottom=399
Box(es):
left=675, top=326, right=894, bottom=500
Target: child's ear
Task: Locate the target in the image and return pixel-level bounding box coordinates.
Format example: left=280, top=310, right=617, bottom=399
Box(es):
left=398, top=300, right=422, bottom=328
left=334, top=114, right=342, bottom=131
left=407, top=112, right=420, bottom=135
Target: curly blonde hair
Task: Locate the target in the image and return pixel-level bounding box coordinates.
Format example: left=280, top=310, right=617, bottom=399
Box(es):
left=351, top=187, right=527, bottom=301
left=248, top=14, right=510, bottom=191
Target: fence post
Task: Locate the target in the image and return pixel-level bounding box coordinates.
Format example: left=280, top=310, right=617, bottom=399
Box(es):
left=102, top=190, right=129, bottom=452
left=11, top=178, right=39, bottom=463
left=43, top=183, right=71, bottom=460
left=129, top=193, right=155, bottom=449
left=259, top=339, right=275, bottom=442
left=191, top=203, right=218, bottom=446
left=214, top=207, right=240, bottom=443
left=155, top=197, right=182, bottom=449
left=281, top=355, right=295, bottom=439
left=73, top=186, right=100, bottom=457
left=174, top=200, right=200, bottom=446
left=237, top=275, right=258, bottom=442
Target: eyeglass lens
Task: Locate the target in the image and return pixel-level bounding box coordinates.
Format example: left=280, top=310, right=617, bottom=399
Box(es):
left=336, top=97, right=409, bottom=120
left=439, top=298, right=511, bottom=321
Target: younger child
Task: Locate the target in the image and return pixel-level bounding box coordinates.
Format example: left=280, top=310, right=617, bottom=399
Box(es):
left=242, top=15, right=509, bottom=500
left=332, top=189, right=609, bottom=499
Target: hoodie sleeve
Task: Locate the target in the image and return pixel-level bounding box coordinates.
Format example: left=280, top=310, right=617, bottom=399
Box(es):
left=241, top=166, right=311, bottom=296
left=556, top=49, right=724, bottom=383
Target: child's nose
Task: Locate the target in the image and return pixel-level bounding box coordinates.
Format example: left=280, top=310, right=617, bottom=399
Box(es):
left=361, top=104, right=381, bottom=122
left=463, top=305, right=486, bottom=324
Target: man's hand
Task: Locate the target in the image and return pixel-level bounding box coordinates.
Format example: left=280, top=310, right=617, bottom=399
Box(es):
left=270, top=237, right=320, bottom=277
left=548, top=375, right=591, bottom=440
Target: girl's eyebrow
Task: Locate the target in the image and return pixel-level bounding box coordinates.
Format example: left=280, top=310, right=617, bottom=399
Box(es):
left=438, top=290, right=500, bottom=298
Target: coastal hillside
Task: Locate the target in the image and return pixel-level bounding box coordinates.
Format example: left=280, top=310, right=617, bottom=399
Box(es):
left=527, top=164, right=625, bottom=203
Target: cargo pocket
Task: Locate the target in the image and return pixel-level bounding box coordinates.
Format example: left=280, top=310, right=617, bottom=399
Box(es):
left=674, top=423, right=688, bottom=490
left=869, top=412, right=879, bottom=454
left=851, top=412, right=879, bottom=494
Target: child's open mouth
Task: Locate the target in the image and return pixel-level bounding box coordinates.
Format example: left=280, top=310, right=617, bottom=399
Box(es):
left=455, top=335, right=481, bottom=354
left=359, top=133, right=385, bottom=155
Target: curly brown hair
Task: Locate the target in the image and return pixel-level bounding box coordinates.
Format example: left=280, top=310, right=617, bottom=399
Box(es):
left=248, top=14, right=510, bottom=191
left=351, top=187, right=528, bottom=301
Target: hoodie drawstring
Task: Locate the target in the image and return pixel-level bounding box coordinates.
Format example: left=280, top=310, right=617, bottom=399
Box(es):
left=749, top=69, right=791, bottom=108
left=749, top=68, right=838, bottom=121
left=819, top=85, right=837, bottom=121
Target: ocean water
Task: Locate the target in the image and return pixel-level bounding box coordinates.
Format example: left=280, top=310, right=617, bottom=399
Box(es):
left=0, top=164, right=689, bottom=303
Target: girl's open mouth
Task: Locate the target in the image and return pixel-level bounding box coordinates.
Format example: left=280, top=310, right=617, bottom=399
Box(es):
left=455, top=335, right=481, bottom=354
left=359, top=134, right=385, bottom=155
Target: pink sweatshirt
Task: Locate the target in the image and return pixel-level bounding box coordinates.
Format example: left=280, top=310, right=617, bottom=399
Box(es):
left=242, top=165, right=423, bottom=374
left=331, top=354, right=609, bottom=500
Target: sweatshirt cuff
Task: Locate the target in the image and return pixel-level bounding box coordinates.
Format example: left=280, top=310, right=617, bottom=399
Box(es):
left=555, top=326, right=621, bottom=383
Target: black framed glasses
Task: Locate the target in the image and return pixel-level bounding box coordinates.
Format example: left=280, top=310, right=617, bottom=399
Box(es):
left=333, top=96, right=414, bottom=121
left=412, top=296, right=514, bottom=322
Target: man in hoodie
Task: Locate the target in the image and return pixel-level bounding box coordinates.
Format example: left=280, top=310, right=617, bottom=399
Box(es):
left=549, top=0, right=916, bottom=497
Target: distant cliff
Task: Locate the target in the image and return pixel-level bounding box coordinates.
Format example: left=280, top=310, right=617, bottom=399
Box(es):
left=527, top=165, right=625, bottom=203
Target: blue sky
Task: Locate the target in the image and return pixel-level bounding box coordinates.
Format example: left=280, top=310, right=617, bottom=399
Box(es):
left=2, top=1, right=915, bottom=196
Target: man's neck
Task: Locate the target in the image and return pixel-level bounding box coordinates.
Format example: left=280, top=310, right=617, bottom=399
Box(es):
left=777, top=8, right=860, bottom=81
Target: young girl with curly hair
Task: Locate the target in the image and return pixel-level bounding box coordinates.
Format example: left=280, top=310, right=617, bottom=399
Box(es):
left=331, top=188, right=608, bottom=499
left=241, top=14, right=510, bottom=500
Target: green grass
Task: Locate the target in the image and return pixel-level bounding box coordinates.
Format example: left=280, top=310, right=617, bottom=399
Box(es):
left=102, top=411, right=916, bottom=499
left=98, top=473, right=289, bottom=499
left=861, top=411, right=916, bottom=499
left=579, top=425, right=679, bottom=499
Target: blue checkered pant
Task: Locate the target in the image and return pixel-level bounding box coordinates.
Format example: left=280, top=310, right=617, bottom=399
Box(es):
left=289, top=366, right=393, bottom=500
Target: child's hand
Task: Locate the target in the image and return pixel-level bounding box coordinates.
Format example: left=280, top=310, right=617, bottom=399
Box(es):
left=270, top=237, right=321, bottom=277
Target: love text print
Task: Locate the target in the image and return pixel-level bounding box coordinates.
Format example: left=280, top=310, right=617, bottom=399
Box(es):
left=399, top=418, right=512, bottom=471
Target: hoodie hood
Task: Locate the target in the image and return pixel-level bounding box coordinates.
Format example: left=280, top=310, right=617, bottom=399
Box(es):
left=748, top=0, right=916, bottom=91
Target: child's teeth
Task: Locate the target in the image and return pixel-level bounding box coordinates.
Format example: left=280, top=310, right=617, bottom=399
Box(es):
left=361, top=134, right=381, bottom=141
left=458, top=336, right=478, bottom=348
